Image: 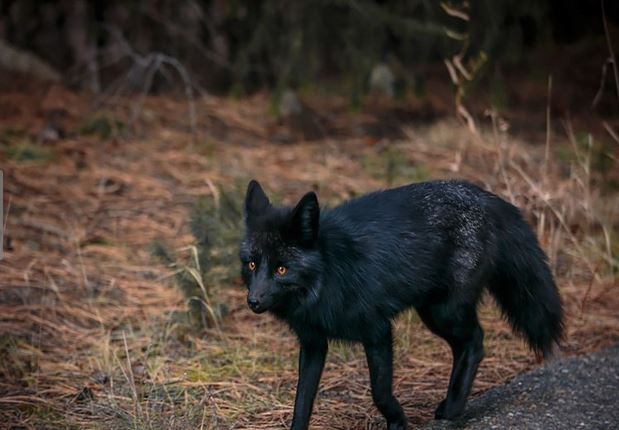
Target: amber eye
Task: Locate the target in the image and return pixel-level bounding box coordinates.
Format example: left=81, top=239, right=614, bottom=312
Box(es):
left=248, top=261, right=256, bottom=271
left=275, top=266, right=287, bottom=276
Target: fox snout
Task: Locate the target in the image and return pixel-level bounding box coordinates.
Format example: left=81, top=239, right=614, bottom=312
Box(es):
left=247, top=295, right=267, bottom=313
left=247, top=285, right=271, bottom=313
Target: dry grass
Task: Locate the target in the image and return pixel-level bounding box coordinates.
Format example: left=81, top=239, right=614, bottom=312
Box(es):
left=0, top=88, right=618, bottom=430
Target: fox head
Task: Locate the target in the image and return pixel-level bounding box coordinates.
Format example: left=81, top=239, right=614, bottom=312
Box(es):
left=240, top=180, right=323, bottom=314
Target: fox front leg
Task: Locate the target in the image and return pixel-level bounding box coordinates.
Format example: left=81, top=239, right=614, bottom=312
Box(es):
left=290, top=337, right=328, bottom=430
left=363, top=327, right=407, bottom=430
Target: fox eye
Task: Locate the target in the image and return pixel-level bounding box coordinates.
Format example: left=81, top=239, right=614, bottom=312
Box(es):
left=248, top=261, right=256, bottom=271
left=275, top=266, right=287, bottom=276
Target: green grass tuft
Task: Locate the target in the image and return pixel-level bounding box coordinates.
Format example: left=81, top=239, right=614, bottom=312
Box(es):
left=151, top=186, right=244, bottom=329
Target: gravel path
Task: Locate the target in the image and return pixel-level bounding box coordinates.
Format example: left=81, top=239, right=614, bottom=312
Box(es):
left=422, top=344, right=619, bottom=430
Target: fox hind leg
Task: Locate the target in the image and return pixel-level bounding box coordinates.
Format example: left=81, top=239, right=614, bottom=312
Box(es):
left=417, top=300, right=484, bottom=420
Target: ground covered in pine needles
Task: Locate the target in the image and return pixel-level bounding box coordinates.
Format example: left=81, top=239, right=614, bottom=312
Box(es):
left=0, top=83, right=618, bottom=429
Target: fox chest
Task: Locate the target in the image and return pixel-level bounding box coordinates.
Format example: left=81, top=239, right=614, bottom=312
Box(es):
left=286, top=306, right=385, bottom=343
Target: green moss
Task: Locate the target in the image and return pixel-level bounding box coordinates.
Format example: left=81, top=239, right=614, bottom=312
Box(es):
left=4, top=142, right=54, bottom=162
left=80, top=113, right=125, bottom=139
left=0, top=127, right=27, bottom=144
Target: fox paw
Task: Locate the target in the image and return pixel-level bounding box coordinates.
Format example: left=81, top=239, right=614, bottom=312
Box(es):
left=387, top=420, right=407, bottom=430
left=434, top=399, right=463, bottom=420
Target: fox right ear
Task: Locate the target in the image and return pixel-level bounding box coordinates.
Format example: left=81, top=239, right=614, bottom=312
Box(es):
left=289, top=191, right=320, bottom=245
left=245, top=180, right=270, bottom=218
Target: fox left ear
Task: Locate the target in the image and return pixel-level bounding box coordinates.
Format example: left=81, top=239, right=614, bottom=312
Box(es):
left=245, top=180, right=271, bottom=219
left=290, top=191, right=320, bottom=245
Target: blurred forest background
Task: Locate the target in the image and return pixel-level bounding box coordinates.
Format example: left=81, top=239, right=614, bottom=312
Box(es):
left=0, top=1, right=618, bottom=429
left=1, top=0, right=618, bottom=111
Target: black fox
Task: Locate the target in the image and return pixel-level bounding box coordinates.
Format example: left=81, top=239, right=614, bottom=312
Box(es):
left=240, top=179, right=563, bottom=430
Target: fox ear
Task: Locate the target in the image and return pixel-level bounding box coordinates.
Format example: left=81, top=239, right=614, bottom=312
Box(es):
left=290, top=191, right=320, bottom=245
left=245, top=180, right=270, bottom=218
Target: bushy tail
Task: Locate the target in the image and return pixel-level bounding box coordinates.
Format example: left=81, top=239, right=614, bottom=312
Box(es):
left=487, top=203, right=564, bottom=360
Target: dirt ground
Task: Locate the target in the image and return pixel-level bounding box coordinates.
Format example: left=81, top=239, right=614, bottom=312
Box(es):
left=0, top=80, right=618, bottom=429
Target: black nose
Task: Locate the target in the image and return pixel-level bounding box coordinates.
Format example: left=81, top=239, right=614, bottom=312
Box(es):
left=248, top=298, right=260, bottom=310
